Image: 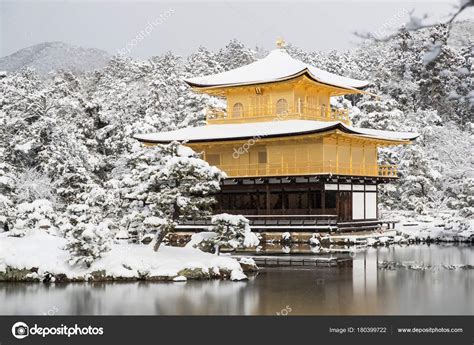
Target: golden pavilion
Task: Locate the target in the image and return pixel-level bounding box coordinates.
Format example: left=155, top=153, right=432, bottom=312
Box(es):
left=135, top=40, right=418, bottom=231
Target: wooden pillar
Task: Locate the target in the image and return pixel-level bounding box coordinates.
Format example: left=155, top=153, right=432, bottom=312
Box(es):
left=362, top=143, right=366, bottom=175
left=322, top=184, right=326, bottom=214
left=266, top=183, right=270, bottom=214
left=281, top=185, right=285, bottom=211
left=349, top=141, right=353, bottom=175
left=376, top=184, right=379, bottom=220
left=375, top=144, right=379, bottom=176
left=308, top=187, right=312, bottom=214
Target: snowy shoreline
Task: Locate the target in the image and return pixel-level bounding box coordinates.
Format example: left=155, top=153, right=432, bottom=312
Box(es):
left=1, top=212, right=472, bottom=283
left=0, top=231, right=256, bottom=283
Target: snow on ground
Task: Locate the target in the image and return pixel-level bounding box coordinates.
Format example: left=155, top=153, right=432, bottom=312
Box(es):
left=391, top=212, right=474, bottom=242
left=0, top=230, right=75, bottom=276
left=326, top=210, right=473, bottom=247
left=0, top=230, right=246, bottom=281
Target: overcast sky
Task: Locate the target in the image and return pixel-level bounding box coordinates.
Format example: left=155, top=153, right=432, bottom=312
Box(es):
left=1, top=0, right=472, bottom=58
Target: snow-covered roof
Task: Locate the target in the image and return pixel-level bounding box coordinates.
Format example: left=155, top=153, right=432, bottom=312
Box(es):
left=134, top=120, right=419, bottom=144
left=185, top=49, right=369, bottom=90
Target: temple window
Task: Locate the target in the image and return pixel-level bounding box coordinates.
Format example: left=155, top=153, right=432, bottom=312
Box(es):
left=276, top=98, right=288, bottom=115
left=325, top=191, right=337, bottom=209
left=310, top=190, right=322, bottom=209
left=232, top=103, right=243, bottom=117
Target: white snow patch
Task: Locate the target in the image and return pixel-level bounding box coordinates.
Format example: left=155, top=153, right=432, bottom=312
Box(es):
left=14, top=141, right=34, bottom=153
left=230, top=269, right=247, bottom=281
left=309, top=233, right=321, bottom=246
left=143, top=216, right=166, bottom=227
left=0, top=231, right=245, bottom=280
left=115, top=230, right=130, bottom=240
left=366, top=238, right=378, bottom=246
left=243, top=231, right=260, bottom=248
left=185, top=231, right=217, bottom=248
left=239, top=258, right=256, bottom=266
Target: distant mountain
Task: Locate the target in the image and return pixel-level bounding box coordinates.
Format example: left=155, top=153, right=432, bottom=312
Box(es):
left=0, top=42, right=110, bottom=76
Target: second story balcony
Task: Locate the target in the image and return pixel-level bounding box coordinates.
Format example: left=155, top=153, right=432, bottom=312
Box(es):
left=215, top=161, right=398, bottom=179
left=206, top=101, right=351, bottom=126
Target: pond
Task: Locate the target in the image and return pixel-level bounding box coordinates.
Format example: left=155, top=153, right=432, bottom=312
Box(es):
left=0, top=244, right=473, bottom=315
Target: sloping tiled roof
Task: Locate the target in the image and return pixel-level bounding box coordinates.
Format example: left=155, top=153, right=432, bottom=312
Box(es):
left=185, top=49, right=369, bottom=90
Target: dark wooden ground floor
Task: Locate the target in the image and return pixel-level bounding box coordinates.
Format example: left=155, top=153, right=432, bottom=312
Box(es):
left=213, top=175, right=386, bottom=222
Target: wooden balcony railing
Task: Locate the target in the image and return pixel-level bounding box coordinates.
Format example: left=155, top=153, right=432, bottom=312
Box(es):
left=215, top=161, right=397, bottom=178
left=206, top=104, right=351, bottom=125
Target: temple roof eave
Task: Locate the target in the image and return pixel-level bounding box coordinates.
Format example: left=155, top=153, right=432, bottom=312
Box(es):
left=185, top=49, right=370, bottom=94
left=134, top=120, right=419, bottom=145
left=187, top=71, right=374, bottom=97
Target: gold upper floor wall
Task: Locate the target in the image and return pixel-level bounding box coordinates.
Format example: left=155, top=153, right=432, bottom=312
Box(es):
left=200, top=76, right=362, bottom=126
left=188, top=131, right=398, bottom=178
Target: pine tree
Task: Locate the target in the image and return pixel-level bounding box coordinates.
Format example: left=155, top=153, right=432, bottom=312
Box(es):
left=0, top=163, right=16, bottom=232
left=208, top=214, right=255, bottom=253
left=135, top=142, right=225, bottom=250
left=62, top=204, right=112, bottom=267
left=185, top=46, right=223, bottom=76
left=216, top=39, right=256, bottom=70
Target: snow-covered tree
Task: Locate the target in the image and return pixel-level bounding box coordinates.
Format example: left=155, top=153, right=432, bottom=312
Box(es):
left=208, top=213, right=259, bottom=253
left=216, top=39, right=256, bottom=70
left=10, top=199, right=59, bottom=237
left=13, top=168, right=56, bottom=203
left=351, top=97, right=405, bottom=131
left=62, top=204, right=112, bottom=267
left=185, top=46, right=223, bottom=76
left=0, top=162, right=16, bottom=232
left=146, top=142, right=225, bottom=250
left=110, top=142, right=225, bottom=250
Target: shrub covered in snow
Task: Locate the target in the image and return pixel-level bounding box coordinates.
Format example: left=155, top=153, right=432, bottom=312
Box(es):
left=10, top=199, right=58, bottom=237
left=0, top=195, right=14, bottom=233
left=309, top=233, right=321, bottom=246
left=13, top=168, right=56, bottom=204
left=281, top=232, right=292, bottom=244
left=62, top=204, right=112, bottom=267
left=185, top=231, right=217, bottom=252
left=0, top=163, right=17, bottom=232
left=208, top=214, right=259, bottom=253
left=65, top=221, right=112, bottom=268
